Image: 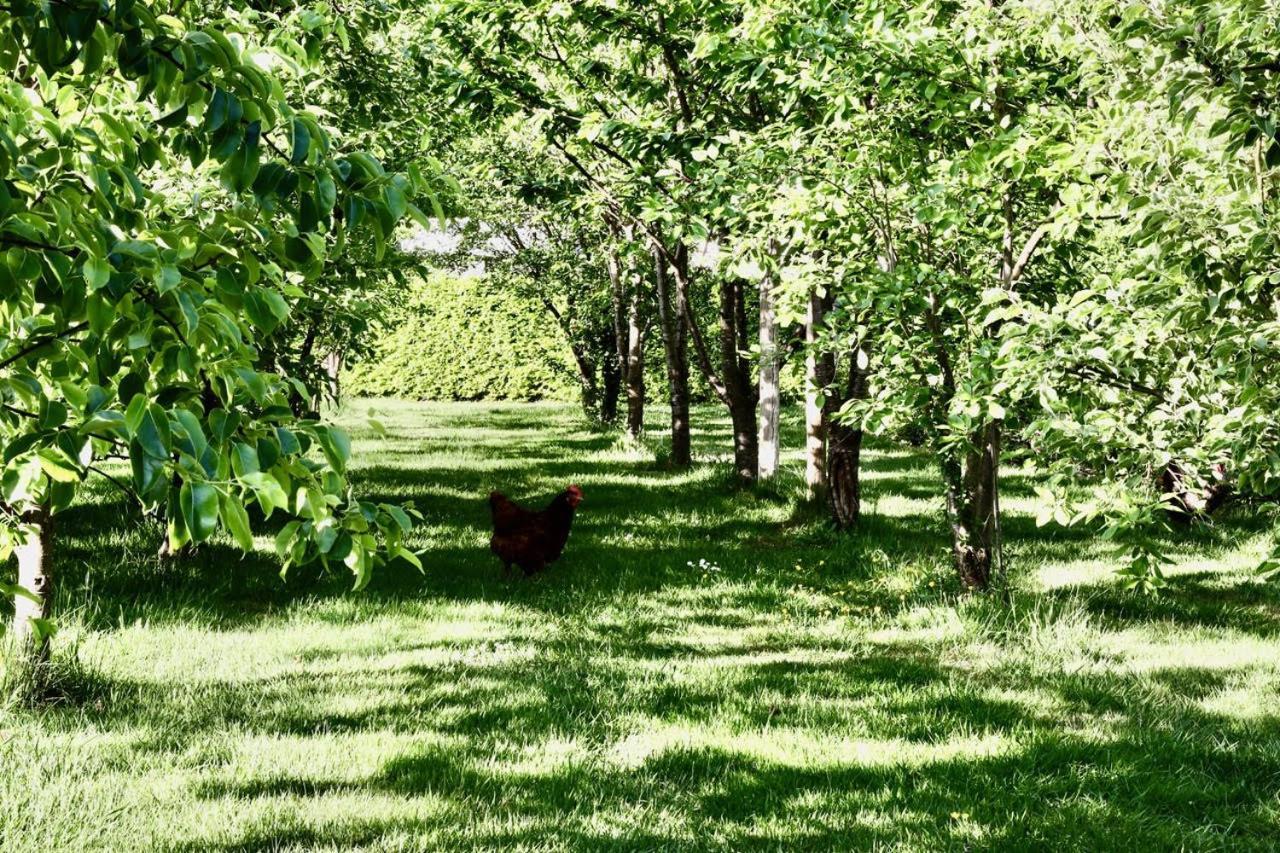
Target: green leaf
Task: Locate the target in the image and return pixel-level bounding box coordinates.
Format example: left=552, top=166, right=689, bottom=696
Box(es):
left=37, top=450, right=80, bottom=483
left=231, top=441, right=260, bottom=477
left=221, top=494, right=255, bottom=551
left=180, top=480, right=220, bottom=542
left=242, top=471, right=288, bottom=517
left=83, top=255, right=111, bottom=290
left=290, top=117, right=310, bottom=165
left=395, top=546, right=423, bottom=573
left=316, top=426, right=351, bottom=472
left=132, top=403, right=172, bottom=459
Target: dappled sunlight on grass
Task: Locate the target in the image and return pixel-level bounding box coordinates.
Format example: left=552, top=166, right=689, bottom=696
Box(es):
left=4, top=400, right=1280, bottom=849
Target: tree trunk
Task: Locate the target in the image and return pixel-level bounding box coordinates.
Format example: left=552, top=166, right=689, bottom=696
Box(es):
left=717, top=276, right=757, bottom=484
left=667, top=246, right=757, bottom=481
left=606, top=246, right=628, bottom=426
left=757, top=268, right=780, bottom=481
left=600, top=346, right=621, bottom=423
left=322, top=350, right=343, bottom=412
left=828, top=340, right=869, bottom=528
left=624, top=287, right=646, bottom=440
left=609, top=241, right=646, bottom=437
left=1161, top=461, right=1232, bottom=523
left=948, top=421, right=1001, bottom=589
left=654, top=243, right=691, bottom=466
left=804, top=289, right=834, bottom=503
left=12, top=505, right=54, bottom=670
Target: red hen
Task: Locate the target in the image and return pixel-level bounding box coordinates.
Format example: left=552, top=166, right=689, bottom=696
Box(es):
left=488, top=485, right=583, bottom=576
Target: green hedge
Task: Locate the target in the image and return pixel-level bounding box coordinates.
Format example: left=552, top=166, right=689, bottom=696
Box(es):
left=347, top=274, right=580, bottom=401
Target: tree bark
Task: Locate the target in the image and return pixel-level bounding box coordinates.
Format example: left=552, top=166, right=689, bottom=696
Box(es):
left=322, top=350, right=343, bottom=412
left=609, top=240, right=647, bottom=438
left=947, top=421, right=1001, bottom=589
left=666, top=246, right=757, bottom=482
left=606, top=246, right=628, bottom=426
left=804, top=289, right=834, bottom=503
left=719, top=275, right=758, bottom=483
left=624, top=287, right=646, bottom=440
left=600, top=350, right=621, bottom=423
left=828, top=340, right=869, bottom=528
left=542, top=295, right=601, bottom=422
left=12, top=505, right=54, bottom=669
left=653, top=242, right=691, bottom=466
left=757, top=266, right=780, bottom=481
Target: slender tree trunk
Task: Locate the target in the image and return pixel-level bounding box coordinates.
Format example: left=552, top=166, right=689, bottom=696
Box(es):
left=828, top=341, right=869, bottom=528
left=608, top=239, right=645, bottom=434
left=600, top=352, right=621, bottom=423
left=757, top=267, right=780, bottom=481
left=322, top=350, right=343, bottom=412
left=654, top=243, right=690, bottom=466
left=293, top=322, right=319, bottom=417
left=624, top=287, right=646, bottom=440
left=12, top=505, right=54, bottom=670
left=718, top=276, right=758, bottom=483
left=606, top=246, right=629, bottom=426
left=804, top=289, right=834, bottom=503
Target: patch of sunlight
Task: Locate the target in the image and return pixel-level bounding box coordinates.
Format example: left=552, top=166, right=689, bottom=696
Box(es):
left=1035, top=558, right=1123, bottom=590
left=181, top=791, right=454, bottom=848
left=608, top=721, right=1013, bottom=771
left=583, top=804, right=695, bottom=844
left=1036, top=532, right=1271, bottom=591
left=482, top=736, right=589, bottom=778
left=645, top=624, right=779, bottom=653
left=1197, top=671, right=1280, bottom=721
left=1105, top=630, right=1280, bottom=674
left=869, top=495, right=938, bottom=518
left=82, top=605, right=539, bottom=685
left=212, top=732, right=457, bottom=786
left=869, top=606, right=966, bottom=645
left=310, top=640, right=537, bottom=677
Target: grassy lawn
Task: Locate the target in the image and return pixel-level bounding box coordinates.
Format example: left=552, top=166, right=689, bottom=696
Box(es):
left=3, top=399, right=1280, bottom=851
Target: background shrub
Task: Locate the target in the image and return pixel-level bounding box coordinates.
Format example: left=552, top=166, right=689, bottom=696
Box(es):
left=347, top=274, right=580, bottom=401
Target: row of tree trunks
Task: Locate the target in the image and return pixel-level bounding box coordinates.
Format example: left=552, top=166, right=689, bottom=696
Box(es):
left=669, top=249, right=757, bottom=483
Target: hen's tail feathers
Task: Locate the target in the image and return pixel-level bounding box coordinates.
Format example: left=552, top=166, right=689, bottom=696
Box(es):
left=489, top=491, right=525, bottom=531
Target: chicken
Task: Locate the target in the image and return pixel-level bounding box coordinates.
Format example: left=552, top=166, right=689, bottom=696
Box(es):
left=488, top=485, right=583, bottom=576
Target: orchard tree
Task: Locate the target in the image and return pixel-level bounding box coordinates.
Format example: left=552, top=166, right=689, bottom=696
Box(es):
left=1005, top=0, right=1280, bottom=588
left=0, top=1, right=427, bottom=670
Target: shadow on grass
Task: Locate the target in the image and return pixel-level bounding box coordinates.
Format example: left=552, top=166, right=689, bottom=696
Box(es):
left=15, top=401, right=1280, bottom=850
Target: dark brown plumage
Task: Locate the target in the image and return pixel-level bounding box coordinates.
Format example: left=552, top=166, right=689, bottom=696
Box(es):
left=488, top=485, right=582, bottom=576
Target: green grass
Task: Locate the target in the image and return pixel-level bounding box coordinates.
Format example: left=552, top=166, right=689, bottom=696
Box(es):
left=3, top=399, right=1280, bottom=851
